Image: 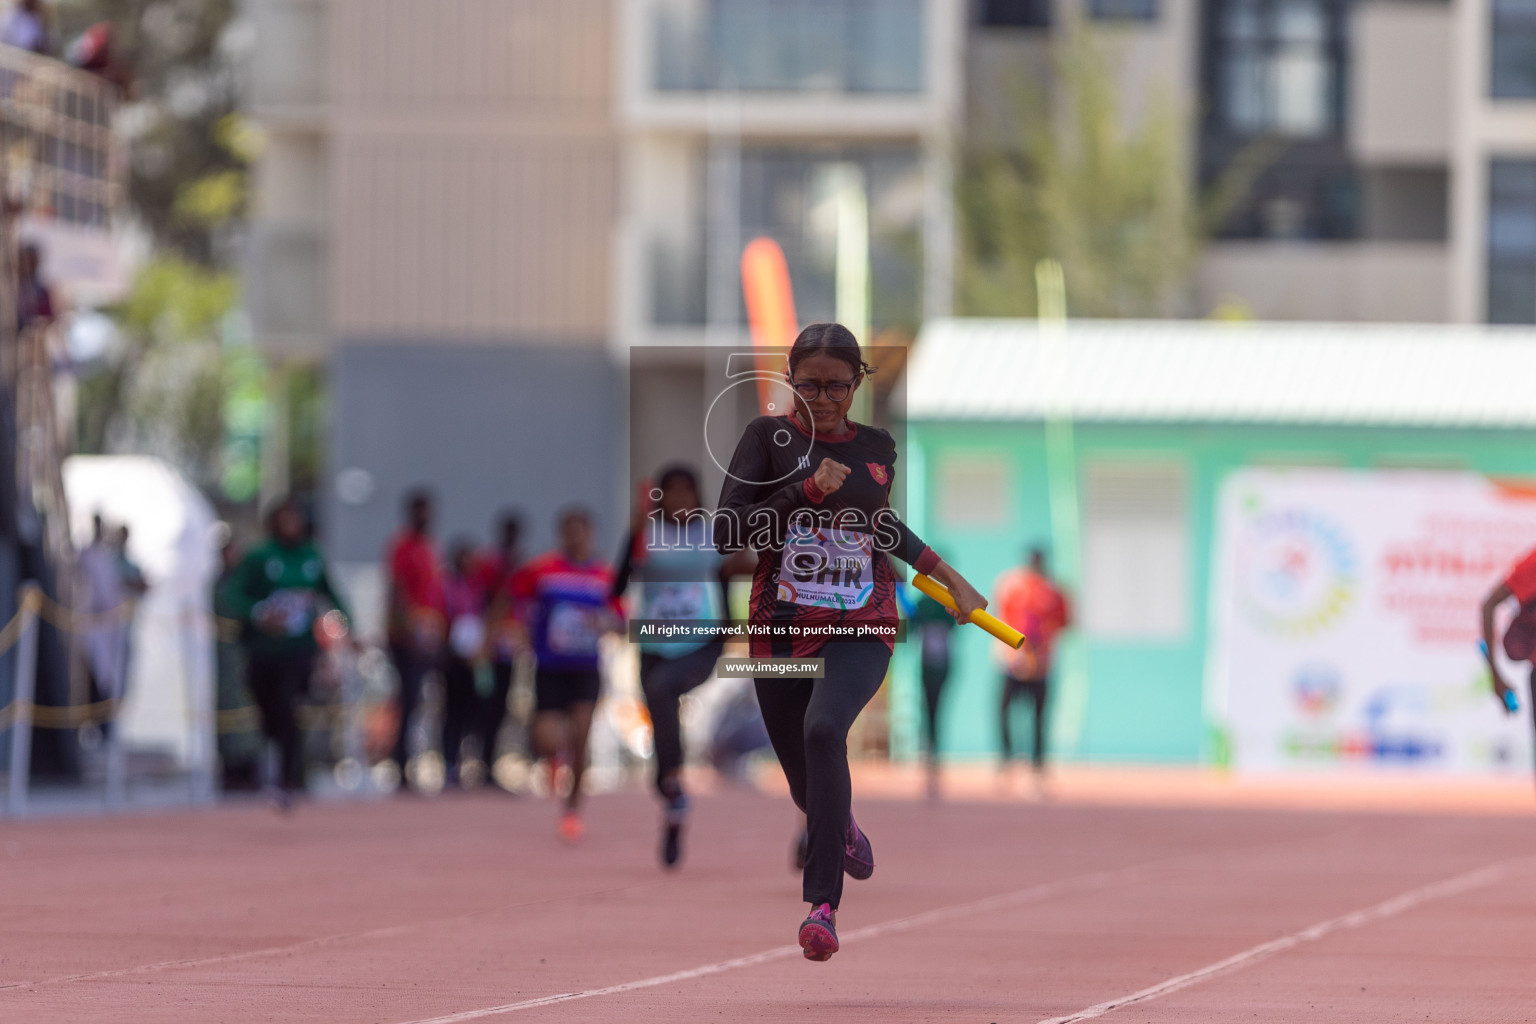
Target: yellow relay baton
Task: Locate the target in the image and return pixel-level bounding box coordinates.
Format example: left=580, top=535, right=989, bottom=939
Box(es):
left=912, top=574, right=1028, bottom=650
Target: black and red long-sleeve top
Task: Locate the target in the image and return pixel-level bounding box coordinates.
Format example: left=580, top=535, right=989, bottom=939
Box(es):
left=714, top=414, right=940, bottom=658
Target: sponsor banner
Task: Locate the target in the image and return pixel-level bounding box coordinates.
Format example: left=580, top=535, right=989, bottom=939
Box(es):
left=1209, top=468, right=1536, bottom=775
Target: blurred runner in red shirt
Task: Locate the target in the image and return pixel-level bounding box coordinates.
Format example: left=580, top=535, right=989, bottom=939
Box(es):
left=384, top=489, right=445, bottom=787
left=509, top=506, right=622, bottom=843
left=993, top=547, right=1071, bottom=786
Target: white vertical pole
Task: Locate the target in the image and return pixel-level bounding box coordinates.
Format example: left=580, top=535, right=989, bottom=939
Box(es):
left=923, top=133, right=955, bottom=322
left=103, top=602, right=129, bottom=808
left=834, top=162, right=870, bottom=344
left=1037, top=259, right=1088, bottom=756
left=340, top=645, right=373, bottom=796
left=705, top=96, right=743, bottom=350
left=6, top=586, right=40, bottom=817
left=181, top=603, right=217, bottom=805
left=834, top=161, right=874, bottom=424
left=103, top=639, right=126, bottom=808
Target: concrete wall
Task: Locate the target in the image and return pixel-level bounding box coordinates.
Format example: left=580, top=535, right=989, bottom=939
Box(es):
left=1350, top=0, right=1451, bottom=165
left=247, top=0, right=326, bottom=112
left=327, top=0, right=619, bottom=344
left=325, top=341, right=622, bottom=568
left=1201, top=242, right=1450, bottom=322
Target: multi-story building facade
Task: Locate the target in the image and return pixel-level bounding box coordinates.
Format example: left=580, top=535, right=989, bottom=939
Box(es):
left=243, top=0, right=965, bottom=610
left=245, top=0, right=624, bottom=612
left=243, top=0, right=1536, bottom=606
left=972, top=0, right=1536, bottom=324
left=615, top=0, right=966, bottom=502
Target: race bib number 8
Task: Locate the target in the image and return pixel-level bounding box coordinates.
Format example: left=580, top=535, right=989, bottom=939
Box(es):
left=778, top=524, right=874, bottom=610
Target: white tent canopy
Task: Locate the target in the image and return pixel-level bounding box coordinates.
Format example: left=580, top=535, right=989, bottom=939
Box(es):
left=62, top=455, right=219, bottom=770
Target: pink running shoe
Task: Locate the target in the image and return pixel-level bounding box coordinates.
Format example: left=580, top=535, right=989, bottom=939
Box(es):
left=843, top=816, right=874, bottom=880
left=798, top=903, right=839, bottom=961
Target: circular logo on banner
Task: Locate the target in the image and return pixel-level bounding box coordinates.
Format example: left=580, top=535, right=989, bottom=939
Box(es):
left=1238, top=508, right=1357, bottom=637
left=1292, top=663, right=1343, bottom=718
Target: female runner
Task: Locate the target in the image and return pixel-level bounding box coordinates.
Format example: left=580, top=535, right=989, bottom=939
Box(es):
left=715, top=322, right=987, bottom=961
left=612, top=464, right=754, bottom=868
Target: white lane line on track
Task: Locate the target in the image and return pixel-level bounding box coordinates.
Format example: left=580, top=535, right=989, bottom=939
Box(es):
left=1035, top=860, right=1512, bottom=1024
left=393, top=859, right=1173, bottom=1024
left=2, top=882, right=665, bottom=992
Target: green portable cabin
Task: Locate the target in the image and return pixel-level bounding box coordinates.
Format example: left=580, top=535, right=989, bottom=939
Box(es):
left=893, top=318, right=1536, bottom=766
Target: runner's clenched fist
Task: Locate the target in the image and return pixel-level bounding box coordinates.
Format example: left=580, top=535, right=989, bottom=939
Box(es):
left=813, top=458, right=850, bottom=496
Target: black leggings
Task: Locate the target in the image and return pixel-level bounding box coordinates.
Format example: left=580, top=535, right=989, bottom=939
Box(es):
left=389, top=644, right=434, bottom=766
left=441, top=656, right=479, bottom=772
left=484, top=660, right=515, bottom=762
left=640, top=640, right=724, bottom=798
left=756, top=641, right=890, bottom=910
left=921, top=660, right=949, bottom=759
left=247, top=649, right=314, bottom=793
left=1001, top=673, right=1048, bottom=768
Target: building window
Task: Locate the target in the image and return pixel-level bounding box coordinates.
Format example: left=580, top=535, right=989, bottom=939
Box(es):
left=655, top=0, right=926, bottom=92
left=1491, top=0, right=1536, bottom=99
left=1090, top=0, right=1158, bottom=21
left=1201, top=0, right=1354, bottom=240
left=977, top=0, right=1050, bottom=28
left=1487, top=159, right=1536, bottom=325
left=648, top=144, right=925, bottom=329
left=737, top=145, right=925, bottom=329
left=1082, top=462, right=1188, bottom=641
left=1212, top=0, right=1345, bottom=138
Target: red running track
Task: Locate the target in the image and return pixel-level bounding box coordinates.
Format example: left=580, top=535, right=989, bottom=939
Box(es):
left=2, top=782, right=1534, bottom=1023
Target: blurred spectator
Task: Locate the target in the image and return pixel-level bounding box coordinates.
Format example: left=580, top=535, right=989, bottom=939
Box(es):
left=384, top=488, right=445, bottom=786
left=477, top=510, right=525, bottom=784
left=911, top=591, right=957, bottom=799
left=225, top=496, right=352, bottom=811
left=441, top=536, right=489, bottom=788
left=65, top=21, right=132, bottom=93
left=16, top=242, right=55, bottom=332
left=994, top=547, right=1072, bottom=787
left=213, top=530, right=262, bottom=789
left=0, top=0, right=50, bottom=55
left=77, top=514, right=131, bottom=740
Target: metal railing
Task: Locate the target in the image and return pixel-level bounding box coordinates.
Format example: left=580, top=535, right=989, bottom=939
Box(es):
left=0, top=42, right=122, bottom=230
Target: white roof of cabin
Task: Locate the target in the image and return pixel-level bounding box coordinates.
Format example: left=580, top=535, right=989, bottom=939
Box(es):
left=904, top=318, right=1536, bottom=427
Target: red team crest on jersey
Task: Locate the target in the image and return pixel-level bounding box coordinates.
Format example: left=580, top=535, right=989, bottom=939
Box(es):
left=866, top=462, right=888, bottom=485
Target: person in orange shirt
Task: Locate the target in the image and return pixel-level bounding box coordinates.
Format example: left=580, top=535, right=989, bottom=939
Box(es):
left=993, top=547, right=1071, bottom=784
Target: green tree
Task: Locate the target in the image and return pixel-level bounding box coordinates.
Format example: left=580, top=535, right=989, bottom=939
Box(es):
left=76, top=256, right=239, bottom=489
left=56, top=0, right=250, bottom=265
left=57, top=0, right=265, bottom=498
left=956, top=18, right=1262, bottom=319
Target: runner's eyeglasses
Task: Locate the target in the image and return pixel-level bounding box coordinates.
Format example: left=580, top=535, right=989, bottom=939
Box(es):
left=789, top=377, right=859, bottom=402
